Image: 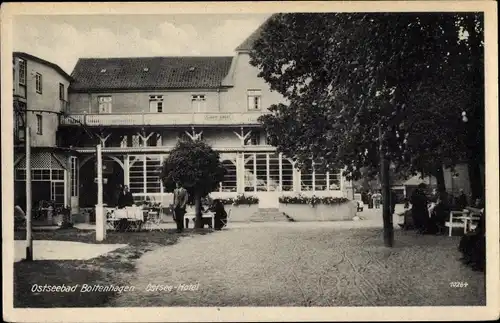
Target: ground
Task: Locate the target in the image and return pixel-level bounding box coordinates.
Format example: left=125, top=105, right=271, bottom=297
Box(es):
left=13, top=205, right=486, bottom=307
left=109, top=223, right=485, bottom=307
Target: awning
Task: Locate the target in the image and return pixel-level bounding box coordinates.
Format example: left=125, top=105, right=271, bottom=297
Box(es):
left=15, top=152, right=67, bottom=170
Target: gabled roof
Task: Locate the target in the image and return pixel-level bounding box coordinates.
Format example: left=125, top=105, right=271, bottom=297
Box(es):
left=13, top=52, right=73, bottom=81
left=235, top=15, right=275, bottom=52
left=69, top=56, right=233, bottom=92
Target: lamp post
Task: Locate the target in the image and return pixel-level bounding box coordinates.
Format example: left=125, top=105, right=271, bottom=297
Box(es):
left=25, top=124, right=33, bottom=261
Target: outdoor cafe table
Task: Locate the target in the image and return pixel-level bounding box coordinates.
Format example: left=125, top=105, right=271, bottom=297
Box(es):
left=108, top=207, right=146, bottom=231
left=184, top=211, right=215, bottom=228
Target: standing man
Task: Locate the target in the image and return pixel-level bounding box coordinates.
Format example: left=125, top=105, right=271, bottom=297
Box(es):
left=173, top=182, right=189, bottom=233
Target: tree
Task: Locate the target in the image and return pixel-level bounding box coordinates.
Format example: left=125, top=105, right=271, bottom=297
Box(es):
left=160, top=139, right=226, bottom=228
left=250, top=13, right=484, bottom=246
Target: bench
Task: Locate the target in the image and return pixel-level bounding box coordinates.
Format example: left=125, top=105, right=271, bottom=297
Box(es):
left=445, top=210, right=481, bottom=237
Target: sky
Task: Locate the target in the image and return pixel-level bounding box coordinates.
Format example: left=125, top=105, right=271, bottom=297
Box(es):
left=13, top=14, right=271, bottom=74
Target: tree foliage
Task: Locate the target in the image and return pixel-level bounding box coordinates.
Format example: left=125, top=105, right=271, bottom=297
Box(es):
left=160, top=139, right=226, bottom=227
left=250, top=13, right=484, bottom=189
left=161, top=139, right=226, bottom=196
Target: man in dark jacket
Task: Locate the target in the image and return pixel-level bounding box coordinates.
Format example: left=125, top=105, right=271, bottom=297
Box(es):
left=117, top=185, right=134, bottom=208
left=173, top=182, right=189, bottom=233
left=410, top=183, right=429, bottom=233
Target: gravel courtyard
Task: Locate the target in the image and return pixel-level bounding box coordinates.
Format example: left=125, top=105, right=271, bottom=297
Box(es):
left=110, top=223, right=485, bottom=307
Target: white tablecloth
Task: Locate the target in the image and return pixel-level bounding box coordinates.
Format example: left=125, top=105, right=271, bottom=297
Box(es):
left=113, top=207, right=144, bottom=221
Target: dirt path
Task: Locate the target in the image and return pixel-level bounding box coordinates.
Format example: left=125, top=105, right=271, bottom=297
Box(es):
left=110, top=224, right=485, bottom=307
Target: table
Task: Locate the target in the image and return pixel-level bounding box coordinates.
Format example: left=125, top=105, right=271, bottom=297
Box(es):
left=184, top=212, right=214, bottom=229
left=107, top=207, right=146, bottom=231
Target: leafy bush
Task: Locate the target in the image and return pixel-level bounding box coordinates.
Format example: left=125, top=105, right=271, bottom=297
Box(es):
left=279, top=194, right=349, bottom=206
left=218, top=194, right=259, bottom=206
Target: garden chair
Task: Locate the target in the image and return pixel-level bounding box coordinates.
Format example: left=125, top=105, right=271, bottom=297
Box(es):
left=143, top=209, right=164, bottom=232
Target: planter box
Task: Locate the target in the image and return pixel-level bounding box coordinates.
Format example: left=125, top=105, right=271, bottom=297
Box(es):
left=72, top=213, right=86, bottom=224
left=279, top=201, right=356, bottom=222
left=225, top=204, right=259, bottom=222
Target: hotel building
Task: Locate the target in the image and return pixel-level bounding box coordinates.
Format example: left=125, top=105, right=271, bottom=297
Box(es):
left=13, top=26, right=348, bottom=215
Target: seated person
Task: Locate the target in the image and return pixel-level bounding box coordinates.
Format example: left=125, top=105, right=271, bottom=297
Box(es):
left=117, top=185, right=134, bottom=209
left=210, top=199, right=228, bottom=230
left=429, top=195, right=449, bottom=234
left=459, top=208, right=485, bottom=271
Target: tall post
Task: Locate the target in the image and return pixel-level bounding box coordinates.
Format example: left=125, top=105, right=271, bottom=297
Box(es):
left=25, top=126, right=33, bottom=261
left=95, top=144, right=106, bottom=241
left=379, top=123, right=393, bottom=247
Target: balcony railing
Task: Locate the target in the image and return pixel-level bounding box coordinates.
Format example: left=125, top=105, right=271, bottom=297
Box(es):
left=60, top=112, right=267, bottom=127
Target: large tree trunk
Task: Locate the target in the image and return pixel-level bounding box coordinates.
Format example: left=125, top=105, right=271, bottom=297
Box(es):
left=380, top=125, right=393, bottom=247
left=434, top=163, right=446, bottom=195
left=194, top=192, right=203, bottom=229
left=467, top=160, right=483, bottom=201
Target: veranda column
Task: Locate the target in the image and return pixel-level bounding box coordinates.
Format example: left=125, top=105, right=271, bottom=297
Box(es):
left=340, top=169, right=344, bottom=192
left=65, top=155, right=72, bottom=207
left=278, top=153, right=283, bottom=191
left=236, top=153, right=244, bottom=193
left=293, top=167, right=300, bottom=192
left=312, top=163, right=316, bottom=193
left=266, top=153, right=270, bottom=191
left=253, top=153, right=257, bottom=192
left=95, top=144, right=106, bottom=241
left=124, top=155, right=130, bottom=186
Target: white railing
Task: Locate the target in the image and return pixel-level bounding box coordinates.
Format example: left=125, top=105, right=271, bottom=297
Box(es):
left=60, top=112, right=266, bottom=126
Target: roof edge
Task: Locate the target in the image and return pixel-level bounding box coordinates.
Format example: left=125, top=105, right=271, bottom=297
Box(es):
left=13, top=52, right=73, bottom=82
left=68, top=86, right=228, bottom=93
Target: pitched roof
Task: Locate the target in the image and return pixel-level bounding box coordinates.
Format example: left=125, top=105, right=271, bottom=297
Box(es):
left=235, top=15, right=275, bottom=52
left=69, top=56, right=233, bottom=92
left=13, top=52, right=73, bottom=81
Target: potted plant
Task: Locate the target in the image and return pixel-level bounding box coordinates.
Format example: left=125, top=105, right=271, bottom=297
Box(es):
left=218, top=194, right=259, bottom=222
left=278, top=194, right=355, bottom=221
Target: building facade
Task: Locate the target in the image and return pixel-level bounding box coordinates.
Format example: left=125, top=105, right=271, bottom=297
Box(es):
left=13, top=23, right=477, bottom=214
left=57, top=39, right=346, bottom=210
left=13, top=52, right=73, bottom=210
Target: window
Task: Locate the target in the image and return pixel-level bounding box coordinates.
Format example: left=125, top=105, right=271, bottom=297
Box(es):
left=149, top=95, right=163, bottom=113
left=98, top=96, right=112, bottom=113
left=18, top=59, right=26, bottom=85
left=36, top=114, right=43, bottom=134
left=247, top=89, right=262, bottom=110
left=245, top=131, right=260, bottom=146
left=59, top=83, right=65, bottom=100
left=191, top=94, right=206, bottom=112
left=51, top=169, right=65, bottom=180
left=35, top=73, right=42, bottom=93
